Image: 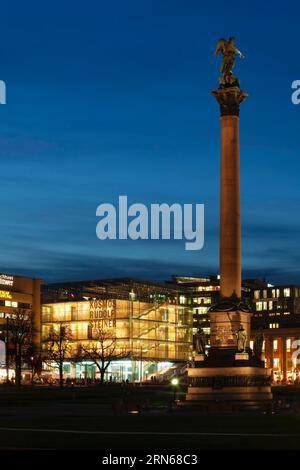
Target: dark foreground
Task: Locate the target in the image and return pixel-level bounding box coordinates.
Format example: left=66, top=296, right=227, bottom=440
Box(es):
left=0, top=385, right=300, bottom=451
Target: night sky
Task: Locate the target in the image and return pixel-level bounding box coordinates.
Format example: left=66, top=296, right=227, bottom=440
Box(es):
left=1, top=0, right=299, bottom=284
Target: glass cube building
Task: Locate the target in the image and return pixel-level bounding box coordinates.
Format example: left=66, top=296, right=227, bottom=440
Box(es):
left=42, top=278, right=193, bottom=382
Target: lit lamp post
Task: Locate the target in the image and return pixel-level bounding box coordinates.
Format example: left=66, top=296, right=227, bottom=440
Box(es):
left=171, top=377, right=179, bottom=403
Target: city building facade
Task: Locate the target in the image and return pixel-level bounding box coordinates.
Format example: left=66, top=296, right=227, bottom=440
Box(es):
left=41, top=278, right=193, bottom=382
left=0, top=270, right=296, bottom=385
left=169, top=276, right=220, bottom=347
left=251, top=285, right=300, bottom=383
left=0, top=273, right=42, bottom=381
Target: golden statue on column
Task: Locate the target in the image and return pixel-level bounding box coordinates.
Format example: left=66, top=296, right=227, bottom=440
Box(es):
left=214, top=37, right=244, bottom=88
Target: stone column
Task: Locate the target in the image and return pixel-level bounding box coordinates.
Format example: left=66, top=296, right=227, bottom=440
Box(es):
left=212, top=87, right=247, bottom=300
left=209, top=87, right=249, bottom=351
left=220, top=114, right=241, bottom=298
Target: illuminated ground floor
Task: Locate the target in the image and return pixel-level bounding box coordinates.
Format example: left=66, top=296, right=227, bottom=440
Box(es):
left=0, top=368, right=33, bottom=384
left=42, top=359, right=180, bottom=383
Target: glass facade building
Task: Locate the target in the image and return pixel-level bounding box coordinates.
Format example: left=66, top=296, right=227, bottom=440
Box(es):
left=42, top=298, right=192, bottom=361
left=41, top=279, right=193, bottom=381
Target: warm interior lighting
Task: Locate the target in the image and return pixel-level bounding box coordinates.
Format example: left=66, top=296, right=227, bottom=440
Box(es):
left=0, top=291, right=12, bottom=300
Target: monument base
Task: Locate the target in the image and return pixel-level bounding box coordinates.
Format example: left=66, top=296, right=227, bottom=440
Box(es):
left=186, top=365, right=272, bottom=405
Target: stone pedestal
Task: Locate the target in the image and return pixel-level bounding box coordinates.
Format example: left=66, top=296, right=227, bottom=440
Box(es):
left=210, top=309, right=250, bottom=349
left=186, top=316, right=272, bottom=406
left=186, top=366, right=272, bottom=403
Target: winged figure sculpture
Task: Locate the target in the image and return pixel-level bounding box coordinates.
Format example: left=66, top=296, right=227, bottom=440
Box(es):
left=214, top=37, right=244, bottom=87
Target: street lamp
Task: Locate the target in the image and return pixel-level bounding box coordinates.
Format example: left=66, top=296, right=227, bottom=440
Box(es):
left=171, top=377, right=179, bottom=402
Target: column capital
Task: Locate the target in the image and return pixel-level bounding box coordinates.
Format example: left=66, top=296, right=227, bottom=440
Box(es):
left=212, top=86, right=248, bottom=117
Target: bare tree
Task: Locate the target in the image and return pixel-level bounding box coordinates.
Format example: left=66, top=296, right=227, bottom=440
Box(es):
left=8, top=309, right=34, bottom=388
left=43, top=324, right=72, bottom=388
left=24, top=344, right=43, bottom=384
left=79, top=328, right=129, bottom=384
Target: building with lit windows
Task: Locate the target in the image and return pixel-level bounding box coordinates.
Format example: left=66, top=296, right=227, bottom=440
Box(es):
left=170, top=275, right=264, bottom=352
left=0, top=273, right=42, bottom=381
left=41, top=278, right=193, bottom=382
left=40, top=275, right=300, bottom=384
left=252, top=285, right=300, bottom=383
left=169, top=276, right=220, bottom=346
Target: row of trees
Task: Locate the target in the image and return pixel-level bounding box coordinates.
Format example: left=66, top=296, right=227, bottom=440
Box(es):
left=1, top=308, right=128, bottom=388
left=47, top=324, right=129, bottom=388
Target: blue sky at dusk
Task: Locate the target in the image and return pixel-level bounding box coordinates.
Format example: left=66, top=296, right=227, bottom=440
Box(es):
left=0, top=0, right=300, bottom=284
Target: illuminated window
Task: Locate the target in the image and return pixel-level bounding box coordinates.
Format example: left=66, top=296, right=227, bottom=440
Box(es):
left=273, top=358, right=280, bottom=369
left=254, top=290, right=260, bottom=300
left=284, top=288, right=290, bottom=297
left=272, top=289, right=276, bottom=298
left=273, top=340, right=278, bottom=350
left=272, top=289, right=280, bottom=298
left=268, top=301, right=273, bottom=310
left=286, top=338, right=291, bottom=352
left=263, top=302, right=267, bottom=310
left=250, top=340, right=254, bottom=350
left=194, top=297, right=210, bottom=305
left=129, top=291, right=136, bottom=301
left=196, top=307, right=208, bottom=315
left=256, top=302, right=262, bottom=311
left=4, top=301, right=18, bottom=307
left=263, top=290, right=267, bottom=299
